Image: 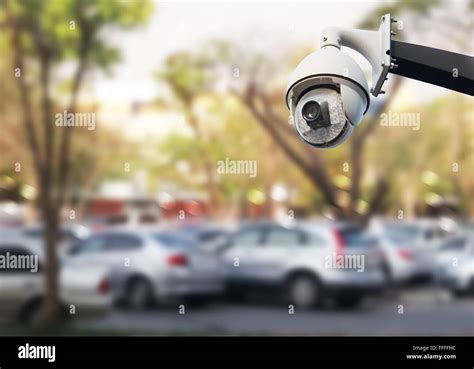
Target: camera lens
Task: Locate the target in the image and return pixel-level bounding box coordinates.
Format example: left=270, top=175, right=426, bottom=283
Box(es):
left=302, top=101, right=321, bottom=122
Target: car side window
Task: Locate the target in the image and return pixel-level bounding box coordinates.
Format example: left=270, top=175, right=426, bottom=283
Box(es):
left=440, top=237, right=466, bottom=251
left=231, top=228, right=264, bottom=247
left=264, top=227, right=303, bottom=247
left=105, top=234, right=143, bottom=251
left=304, top=231, right=326, bottom=246
left=425, top=227, right=448, bottom=240
left=79, top=235, right=107, bottom=253
left=200, top=231, right=221, bottom=242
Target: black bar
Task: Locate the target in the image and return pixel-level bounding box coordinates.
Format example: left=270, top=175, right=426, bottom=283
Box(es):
left=0, top=336, right=472, bottom=368
left=390, top=40, right=474, bottom=95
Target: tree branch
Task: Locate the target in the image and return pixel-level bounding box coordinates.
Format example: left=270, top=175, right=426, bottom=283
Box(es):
left=241, top=83, right=341, bottom=212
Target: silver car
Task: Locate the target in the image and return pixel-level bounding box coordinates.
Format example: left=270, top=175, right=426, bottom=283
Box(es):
left=4, top=224, right=91, bottom=256
left=0, top=235, right=111, bottom=324
left=369, top=219, right=452, bottom=283
left=68, top=229, right=224, bottom=309
left=177, top=223, right=232, bottom=254
left=435, top=232, right=474, bottom=296
left=221, top=221, right=385, bottom=309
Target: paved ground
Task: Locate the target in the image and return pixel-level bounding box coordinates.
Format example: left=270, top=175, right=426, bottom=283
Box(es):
left=81, top=287, right=474, bottom=336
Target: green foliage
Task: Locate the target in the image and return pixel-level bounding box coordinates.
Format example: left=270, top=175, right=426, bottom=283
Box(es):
left=3, top=0, right=153, bottom=66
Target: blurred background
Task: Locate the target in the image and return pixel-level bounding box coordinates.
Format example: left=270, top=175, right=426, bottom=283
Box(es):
left=0, top=0, right=472, bottom=336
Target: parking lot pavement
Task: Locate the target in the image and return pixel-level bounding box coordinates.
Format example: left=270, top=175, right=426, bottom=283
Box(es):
left=81, top=289, right=474, bottom=336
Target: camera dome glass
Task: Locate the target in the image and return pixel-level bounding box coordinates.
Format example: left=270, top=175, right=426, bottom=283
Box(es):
left=294, top=88, right=349, bottom=148
left=302, top=101, right=320, bottom=122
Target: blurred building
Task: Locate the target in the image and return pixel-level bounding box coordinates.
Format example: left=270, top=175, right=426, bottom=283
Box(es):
left=83, top=176, right=161, bottom=229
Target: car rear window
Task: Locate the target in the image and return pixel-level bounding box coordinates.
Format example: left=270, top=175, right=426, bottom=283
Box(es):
left=340, top=227, right=376, bottom=247
left=383, top=224, right=421, bottom=243
left=153, top=233, right=193, bottom=249
left=106, top=234, right=143, bottom=251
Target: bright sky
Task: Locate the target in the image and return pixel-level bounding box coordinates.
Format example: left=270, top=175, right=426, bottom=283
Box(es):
left=93, top=0, right=379, bottom=103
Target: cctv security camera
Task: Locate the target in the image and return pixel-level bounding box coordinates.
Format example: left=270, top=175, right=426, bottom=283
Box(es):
left=287, top=47, right=371, bottom=148
left=286, top=14, right=473, bottom=149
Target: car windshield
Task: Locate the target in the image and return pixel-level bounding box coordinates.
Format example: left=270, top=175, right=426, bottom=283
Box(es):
left=153, top=233, right=193, bottom=249
left=383, top=224, right=421, bottom=243
left=439, top=237, right=467, bottom=252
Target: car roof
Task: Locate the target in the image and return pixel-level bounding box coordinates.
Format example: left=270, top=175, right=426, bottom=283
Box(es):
left=236, top=219, right=359, bottom=232
left=91, top=227, right=189, bottom=239
left=0, top=233, right=45, bottom=259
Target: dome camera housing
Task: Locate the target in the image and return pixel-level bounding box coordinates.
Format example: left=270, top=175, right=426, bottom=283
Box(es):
left=286, top=47, right=370, bottom=148
left=285, top=14, right=393, bottom=148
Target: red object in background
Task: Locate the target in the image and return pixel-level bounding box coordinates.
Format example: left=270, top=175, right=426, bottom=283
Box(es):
left=247, top=203, right=269, bottom=218
left=88, top=199, right=124, bottom=216
left=160, top=200, right=207, bottom=219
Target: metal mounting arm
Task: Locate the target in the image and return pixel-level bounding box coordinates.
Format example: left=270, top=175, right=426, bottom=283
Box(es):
left=389, top=40, right=474, bottom=96
left=321, top=13, right=473, bottom=97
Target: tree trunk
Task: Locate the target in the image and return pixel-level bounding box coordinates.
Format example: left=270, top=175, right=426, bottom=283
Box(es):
left=42, top=202, right=61, bottom=324
left=240, top=86, right=344, bottom=218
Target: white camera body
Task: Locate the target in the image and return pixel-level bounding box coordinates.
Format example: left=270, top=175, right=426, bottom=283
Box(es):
left=286, top=14, right=392, bottom=148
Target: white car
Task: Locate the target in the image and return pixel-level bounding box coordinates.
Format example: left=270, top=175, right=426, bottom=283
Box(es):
left=1, top=224, right=91, bottom=256
left=221, top=221, right=386, bottom=309
left=436, top=233, right=474, bottom=296
left=68, top=229, right=224, bottom=309
left=369, top=219, right=453, bottom=283
left=0, top=234, right=111, bottom=324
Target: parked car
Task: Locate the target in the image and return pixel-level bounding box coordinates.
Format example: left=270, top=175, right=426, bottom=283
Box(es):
left=435, top=232, right=474, bottom=296
left=68, top=229, right=224, bottom=309
left=16, top=224, right=90, bottom=256
left=369, top=219, right=453, bottom=283
left=0, top=235, right=111, bottom=325
left=221, top=221, right=386, bottom=309
left=177, top=223, right=232, bottom=253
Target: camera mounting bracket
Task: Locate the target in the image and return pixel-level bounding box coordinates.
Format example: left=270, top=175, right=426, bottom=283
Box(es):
left=321, top=13, right=474, bottom=96
left=320, top=14, right=392, bottom=97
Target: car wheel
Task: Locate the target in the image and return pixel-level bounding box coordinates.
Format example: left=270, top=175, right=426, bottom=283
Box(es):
left=287, top=274, right=321, bottom=309
left=335, top=294, right=363, bottom=309
left=126, top=278, right=153, bottom=310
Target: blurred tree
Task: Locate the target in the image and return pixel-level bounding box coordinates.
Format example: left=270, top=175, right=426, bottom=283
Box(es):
left=156, top=51, right=222, bottom=216
left=0, top=0, right=153, bottom=324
